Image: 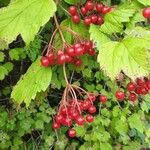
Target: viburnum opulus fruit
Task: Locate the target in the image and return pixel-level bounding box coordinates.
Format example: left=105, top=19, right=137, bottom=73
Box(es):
left=142, top=7, right=150, bottom=19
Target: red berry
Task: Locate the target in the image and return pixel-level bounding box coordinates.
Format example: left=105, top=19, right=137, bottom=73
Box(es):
left=146, top=80, right=150, bottom=90
left=136, top=78, right=145, bottom=86
left=52, top=122, right=60, bottom=129
left=88, top=105, right=96, bottom=114
left=81, top=6, right=87, bottom=15
left=88, top=94, right=96, bottom=102
left=127, top=82, right=136, bottom=91
left=84, top=41, right=93, bottom=49
left=65, top=54, right=73, bottom=63
left=70, top=111, right=79, bottom=119
left=91, top=15, right=98, bottom=24
left=88, top=49, right=96, bottom=56
left=115, top=90, right=125, bottom=101
left=96, top=3, right=104, bottom=13
left=128, top=93, right=137, bottom=102
left=41, top=56, right=49, bottom=67
left=82, top=100, right=91, bottom=110
left=57, top=50, right=64, bottom=56
left=60, top=107, right=68, bottom=115
left=96, top=16, right=104, bottom=25
left=64, top=118, right=72, bottom=127
left=85, top=1, right=94, bottom=11
left=142, top=7, right=150, bottom=19
left=140, top=86, right=148, bottom=95
left=99, top=95, right=107, bottom=103
left=101, top=6, right=111, bottom=14
left=76, top=116, right=85, bottom=126
left=86, top=114, right=94, bottom=123
left=66, top=47, right=75, bottom=57
left=74, top=59, right=82, bottom=67
left=74, top=47, right=84, bottom=56
left=47, top=53, right=55, bottom=65
left=55, top=114, right=63, bottom=124
left=135, top=86, right=142, bottom=94
left=68, top=6, right=77, bottom=16
left=84, top=17, right=92, bottom=26
left=72, top=15, right=80, bottom=23
left=57, top=54, right=66, bottom=65
left=68, top=128, right=76, bottom=138
left=74, top=43, right=82, bottom=49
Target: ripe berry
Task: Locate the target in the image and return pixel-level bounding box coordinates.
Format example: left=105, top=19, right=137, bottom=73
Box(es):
left=96, top=3, right=103, bottom=13
left=81, top=6, right=87, bottom=15
left=52, top=122, right=60, bottom=129
left=55, top=114, right=63, bottom=124
left=64, top=118, right=72, bottom=127
left=146, top=80, right=150, bottom=90
left=127, top=82, right=136, bottom=91
left=115, top=90, right=125, bottom=101
left=88, top=94, right=96, bottom=102
left=60, top=107, right=68, bottom=115
left=65, top=54, right=73, bottom=63
left=128, top=93, right=137, bottom=102
left=84, top=17, right=92, bottom=26
left=74, top=43, right=82, bottom=49
left=76, top=116, right=85, bottom=126
left=41, top=56, right=49, bottom=67
left=86, top=114, right=94, bottom=123
left=57, top=54, right=66, bottom=65
left=99, top=95, right=107, bottom=103
left=82, top=100, right=91, bottom=110
left=142, top=7, right=150, bottom=19
left=66, top=47, right=75, bottom=57
left=88, top=105, right=96, bottom=114
left=84, top=41, right=93, bottom=49
left=91, top=15, right=98, bottom=24
left=70, top=111, right=79, bottom=119
left=57, top=50, right=64, bottom=56
left=72, top=15, right=80, bottom=23
left=96, top=16, right=104, bottom=25
left=68, top=6, right=77, bottom=16
left=136, top=78, right=145, bottom=86
left=74, top=59, right=82, bottom=67
left=47, top=53, right=55, bottom=65
left=68, top=128, right=76, bottom=138
left=88, top=49, right=96, bottom=56
left=85, top=1, right=94, bottom=11
left=74, top=47, right=84, bottom=56
left=101, top=6, right=111, bottom=14
left=140, top=86, right=148, bottom=95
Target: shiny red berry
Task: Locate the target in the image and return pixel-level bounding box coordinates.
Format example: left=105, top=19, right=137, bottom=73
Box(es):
left=72, top=15, right=80, bottom=23
left=142, top=7, right=150, bottom=19
left=66, top=47, right=75, bottom=57
left=57, top=54, right=66, bottom=65
left=127, top=82, right=136, bottom=91
left=74, top=59, right=82, bottom=67
left=99, top=95, right=107, bottom=103
left=74, top=47, right=84, bottom=56
left=84, top=17, right=92, bottom=26
left=96, top=3, right=104, bottom=13
left=88, top=94, right=96, bottom=102
left=101, top=6, right=111, bottom=14
left=88, top=49, right=96, bottom=56
left=52, top=122, right=60, bottom=129
left=55, top=114, right=63, bottom=124
left=41, top=56, right=49, bottom=67
left=146, top=80, right=150, bottom=90
left=88, top=105, right=96, bottom=114
left=128, top=93, right=137, bottom=102
left=140, top=86, right=148, bottom=95
left=115, top=90, right=125, bottom=101
left=64, top=118, right=72, bottom=127
left=96, top=16, right=104, bottom=25
left=84, top=41, right=93, bottom=49
left=81, top=6, right=87, bottom=15
left=85, top=1, right=94, bottom=11
left=91, top=15, right=98, bottom=24
left=68, top=6, right=77, bottom=16
left=68, top=128, right=76, bottom=138
left=86, top=114, right=94, bottom=123
left=76, top=116, right=85, bottom=126
left=136, top=78, right=145, bottom=86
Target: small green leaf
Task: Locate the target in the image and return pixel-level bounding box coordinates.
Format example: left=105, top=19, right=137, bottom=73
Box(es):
left=137, top=0, right=150, bottom=6
left=74, top=126, right=86, bottom=137
left=64, top=0, right=85, bottom=5
left=0, top=52, right=5, bottom=62
left=0, top=65, right=8, bottom=80
left=3, top=62, right=13, bottom=72
left=128, top=113, right=144, bottom=133
left=11, top=57, right=52, bottom=107
left=100, top=143, right=112, bottom=150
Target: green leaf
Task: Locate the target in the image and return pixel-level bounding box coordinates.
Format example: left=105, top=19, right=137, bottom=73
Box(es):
left=0, top=0, right=56, bottom=48
left=100, top=143, right=112, bottom=150
left=3, top=62, right=13, bottom=72
left=74, top=126, right=86, bottom=137
left=100, top=4, right=135, bottom=34
left=0, top=52, right=5, bottom=62
left=97, top=28, right=150, bottom=80
left=137, top=0, right=150, bottom=6
left=89, top=25, right=110, bottom=48
left=11, top=57, right=52, bottom=107
left=64, top=0, right=85, bottom=5
left=128, top=113, right=144, bottom=133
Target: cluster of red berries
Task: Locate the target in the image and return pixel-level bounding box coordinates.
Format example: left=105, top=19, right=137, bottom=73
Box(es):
left=142, top=7, right=150, bottom=19
left=52, top=93, right=109, bottom=138
left=68, top=1, right=114, bottom=26
left=115, top=78, right=150, bottom=102
left=41, top=40, right=95, bottom=67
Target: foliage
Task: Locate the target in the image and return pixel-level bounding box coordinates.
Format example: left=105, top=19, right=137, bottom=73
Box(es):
left=0, top=0, right=150, bottom=149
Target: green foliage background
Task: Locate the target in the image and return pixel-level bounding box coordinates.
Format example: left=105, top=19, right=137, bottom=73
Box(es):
left=0, top=0, right=150, bottom=149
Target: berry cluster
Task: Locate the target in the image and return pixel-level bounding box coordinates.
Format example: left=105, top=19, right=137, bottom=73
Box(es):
left=68, top=1, right=114, bottom=26
left=41, top=40, right=95, bottom=67
left=115, top=78, right=150, bottom=102
left=142, top=7, right=150, bottom=19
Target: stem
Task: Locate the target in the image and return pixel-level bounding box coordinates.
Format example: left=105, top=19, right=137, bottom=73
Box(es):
left=63, top=64, right=69, bottom=84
